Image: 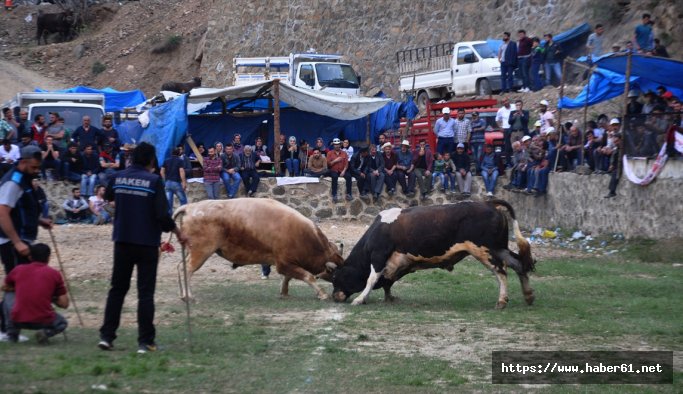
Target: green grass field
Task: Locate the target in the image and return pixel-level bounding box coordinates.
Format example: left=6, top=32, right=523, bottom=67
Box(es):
left=1, top=246, right=681, bottom=393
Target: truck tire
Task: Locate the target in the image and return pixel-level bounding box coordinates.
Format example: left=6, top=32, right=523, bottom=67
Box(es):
left=416, top=91, right=430, bottom=113
left=477, top=79, right=492, bottom=96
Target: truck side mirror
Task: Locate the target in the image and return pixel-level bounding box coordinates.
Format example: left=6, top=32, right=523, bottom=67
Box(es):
left=464, top=54, right=477, bottom=63
left=357, top=75, right=362, bottom=85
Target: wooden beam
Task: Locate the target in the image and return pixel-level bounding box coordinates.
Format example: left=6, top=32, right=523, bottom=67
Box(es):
left=553, top=58, right=568, bottom=172
left=273, top=79, right=281, bottom=175
left=186, top=135, right=203, bottom=167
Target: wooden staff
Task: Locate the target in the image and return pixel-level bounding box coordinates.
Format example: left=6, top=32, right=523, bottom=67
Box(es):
left=581, top=67, right=595, bottom=165
left=553, top=58, right=568, bottom=172
left=48, top=229, right=84, bottom=327
left=618, top=51, right=633, bottom=177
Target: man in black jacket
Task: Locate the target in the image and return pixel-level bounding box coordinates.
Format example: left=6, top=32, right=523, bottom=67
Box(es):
left=452, top=143, right=472, bottom=196
left=98, top=142, right=187, bottom=354
left=507, top=99, right=530, bottom=167
left=349, top=147, right=371, bottom=198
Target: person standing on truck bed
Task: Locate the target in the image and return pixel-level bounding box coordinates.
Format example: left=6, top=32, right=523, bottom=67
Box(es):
left=433, top=108, right=456, bottom=155
left=497, top=32, right=517, bottom=94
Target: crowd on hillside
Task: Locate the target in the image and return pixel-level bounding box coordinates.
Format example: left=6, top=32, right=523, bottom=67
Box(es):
left=500, top=13, right=670, bottom=94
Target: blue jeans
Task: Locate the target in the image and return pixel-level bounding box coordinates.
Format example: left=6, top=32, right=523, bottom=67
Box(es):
left=91, top=210, right=112, bottom=224
left=501, top=64, right=515, bottom=92
left=285, top=158, right=300, bottom=176
left=481, top=169, right=499, bottom=193
left=81, top=174, right=97, bottom=196
left=511, top=168, right=527, bottom=189
left=220, top=171, right=241, bottom=198
left=99, top=168, right=117, bottom=187
left=531, top=62, right=543, bottom=91
left=165, top=180, right=187, bottom=214
left=544, top=62, right=562, bottom=86
left=436, top=138, right=454, bottom=155
left=432, top=172, right=445, bottom=189
left=41, top=159, right=61, bottom=180
left=471, top=142, right=484, bottom=173
left=518, top=56, right=531, bottom=89
left=443, top=173, right=456, bottom=191
left=3, top=292, right=68, bottom=340
left=535, top=167, right=551, bottom=193
left=63, top=161, right=82, bottom=182
left=204, top=181, right=221, bottom=199
left=40, top=201, right=49, bottom=219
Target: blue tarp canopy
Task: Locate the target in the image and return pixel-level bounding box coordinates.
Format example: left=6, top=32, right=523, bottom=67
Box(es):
left=558, top=54, right=683, bottom=109
left=487, top=23, right=591, bottom=54
left=35, top=86, right=147, bottom=113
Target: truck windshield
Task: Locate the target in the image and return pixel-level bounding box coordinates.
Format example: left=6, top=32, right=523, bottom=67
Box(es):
left=473, top=43, right=496, bottom=59
left=315, top=64, right=359, bottom=89
left=30, top=106, right=104, bottom=132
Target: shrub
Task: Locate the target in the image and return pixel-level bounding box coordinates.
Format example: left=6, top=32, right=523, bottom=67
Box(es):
left=91, top=61, right=106, bottom=75
left=151, top=34, right=182, bottom=54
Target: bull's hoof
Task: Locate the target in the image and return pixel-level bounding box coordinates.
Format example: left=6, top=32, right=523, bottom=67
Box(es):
left=279, top=294, right=290, bottom=299
left=525, top=294, right=535, bottom=305
left=495, top=300, right=508, bottom=310
left=180, top=296, right=196, bottom=304
left=384, top=295, right=398, bottom=303
left=351, top=298, right=367, bottom=306
left=318, top=293, right=330, bottom=301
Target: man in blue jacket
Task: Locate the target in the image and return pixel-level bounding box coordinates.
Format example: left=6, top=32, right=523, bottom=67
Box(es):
left=498, top=32, right=518, bottom=94
left=98, top=142, right=187, bottom=354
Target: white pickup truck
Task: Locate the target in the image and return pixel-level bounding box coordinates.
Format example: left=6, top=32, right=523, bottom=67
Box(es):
left=398, top=41, right=517, bottom=110
left=13, top=92, right=106, bottom=133
left=233, top=52, right=362, bottom=96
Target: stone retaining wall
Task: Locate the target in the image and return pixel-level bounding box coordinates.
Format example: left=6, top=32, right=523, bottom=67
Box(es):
left=42, top=168, right=682, bottom=239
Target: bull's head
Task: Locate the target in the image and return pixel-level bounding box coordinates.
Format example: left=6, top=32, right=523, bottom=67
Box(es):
left=317, top=242, right=344, bottom=282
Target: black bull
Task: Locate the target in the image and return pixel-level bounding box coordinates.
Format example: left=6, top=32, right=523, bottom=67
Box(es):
left=329, top=200, right=536, bottom=309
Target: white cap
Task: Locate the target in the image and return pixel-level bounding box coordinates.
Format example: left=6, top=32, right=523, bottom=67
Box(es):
left=542, top=126, right=556, bottom=135
left=521, top=135, right=531, bottom=142
left=539, top=99, right=549, bottom=106
left=442, top=107, right=451, bottom=114
left=456, top=143, right=465, bottom=149
left=332, top=138, right=341, bottom=144
left=381, top=142, right=393, bottom=149
left=609, top=118, right=620, bottom=125
left=401, top=140, right=410, bottom=146
left=534, top=120, right=542, bottom=127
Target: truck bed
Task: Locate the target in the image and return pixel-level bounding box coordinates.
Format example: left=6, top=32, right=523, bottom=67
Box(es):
left=399, top=69, right=451, bottom=92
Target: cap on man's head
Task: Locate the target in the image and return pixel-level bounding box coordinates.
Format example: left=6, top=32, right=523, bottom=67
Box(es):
left=534, top=120, right=542, bottom=127
left=456, top=143, right=465, bottom=149
left=539, top=99, right=549, bottom=106
left=20, top=145, right=42, bottom=160
left=401, top=140, right=410, bottom=146
left=542, top=127, right=556, bottom=135
left=662, top=91, right=673, bottom=99
left=609, top=118, right=620, bottom=125
left=442, top=107, right=450, bottom=114
left=381, top=142, right=393, bottom=150
left=472, top=111, right=479, bottom=116
left=521, top=135, right=532, bottom=142
left=332, top=138, right=341, bottom=145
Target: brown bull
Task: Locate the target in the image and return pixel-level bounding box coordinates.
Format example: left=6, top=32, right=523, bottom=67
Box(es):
left=173, top=199, right=344, bottom=300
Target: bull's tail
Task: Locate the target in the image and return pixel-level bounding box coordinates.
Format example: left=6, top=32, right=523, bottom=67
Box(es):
left=172, top=204, right=188, bottom=223
left=489, top=199, right=535, bottom=273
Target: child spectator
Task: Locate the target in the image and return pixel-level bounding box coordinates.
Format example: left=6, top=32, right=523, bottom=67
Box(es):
left=452, top=143, right=472, bottom=196
left=2, top=243, right=69, bottom=344
left=89, top=185, right=111, bottom=225
left=63, top=188, right=90, bottom=223
left=480, top=144, right=501, bottom=197
left=442, top=151, right=457, bottom=194
left=202, top=147, right=223, bottom=199
left=431, top=152, right=446, bottom=193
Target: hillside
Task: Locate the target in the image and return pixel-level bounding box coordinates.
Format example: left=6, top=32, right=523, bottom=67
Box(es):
left=0, top=0, right=680, bottom=100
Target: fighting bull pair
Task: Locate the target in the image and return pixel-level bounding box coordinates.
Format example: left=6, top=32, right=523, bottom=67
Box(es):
left=175, top=198, right=536, bottom=309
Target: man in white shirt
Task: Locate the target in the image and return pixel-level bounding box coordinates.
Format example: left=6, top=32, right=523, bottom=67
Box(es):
left=538, top=100, right=555, bottom=135
left=433, top=107, right=456, bottom=154
left=496, top=98, right=516, bottom=131
left=0, top=139, right=21, bottom=176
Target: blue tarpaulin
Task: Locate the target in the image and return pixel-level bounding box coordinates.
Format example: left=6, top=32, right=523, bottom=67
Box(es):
left=35, top=86, right=147, bottom=113
left=140, top=95, right=188, bottom=165
left=558, top=54, right=683, bottom=109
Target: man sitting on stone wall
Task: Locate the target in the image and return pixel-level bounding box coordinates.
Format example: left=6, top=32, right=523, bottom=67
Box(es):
left=367, top=145, right=385, bottom=202
left=62, top=188, right=90, bottom=223
left=395, top=140, right=416, bottom=197
left=304, top=148, right=328, bottom=177
left=349, top=147, right=371, bottom=198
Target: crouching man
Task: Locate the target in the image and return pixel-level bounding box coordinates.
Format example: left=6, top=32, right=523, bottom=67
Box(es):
left=2, top=243, right=68, bottom=344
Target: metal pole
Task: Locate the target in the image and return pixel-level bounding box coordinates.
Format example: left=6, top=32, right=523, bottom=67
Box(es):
left=553, top=59, right=568, bottom=172
left=48, top=229, right=84, bottom=327
left=273, top=80, right=281, bottom=175
left=618, top=51, right=633, bottom=178
left=581, top=67, right=594, bottom=166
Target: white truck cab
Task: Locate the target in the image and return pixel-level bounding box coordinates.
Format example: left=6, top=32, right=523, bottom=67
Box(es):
left=14, top=93, right=106, bottom=133
left=234, top=52, right=361, bottom=96
left=398, top=41, right=515, bottom=110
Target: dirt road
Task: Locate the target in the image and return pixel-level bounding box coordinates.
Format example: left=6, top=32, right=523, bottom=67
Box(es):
left=0, top=58, right=64, bottom=103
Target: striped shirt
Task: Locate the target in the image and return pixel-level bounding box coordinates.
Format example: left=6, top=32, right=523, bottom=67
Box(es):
left=203, top=156, right=222, bottom=183
left=453, top=118, right=472, bottom=143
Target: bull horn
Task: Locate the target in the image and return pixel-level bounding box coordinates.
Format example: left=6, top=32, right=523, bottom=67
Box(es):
left=325, top=262, right=338, bottom=271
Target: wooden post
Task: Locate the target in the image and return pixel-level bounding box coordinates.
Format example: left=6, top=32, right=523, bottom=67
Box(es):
left=581, top=67, right=594, bottom=166
left=273, top=79, right=281, bottom=175
left=618, top=52, right=633, bottom=178
left=552, top=58, right=568, bottom=172
left=365, top=115, right=371, bottom=146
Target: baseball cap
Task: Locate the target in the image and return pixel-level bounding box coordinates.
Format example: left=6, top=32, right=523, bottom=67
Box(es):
left=542, top=127, right=556, bottom=135
left=662, top=91, right=673, bottom=99
left=332, top=138, right=341, bottom=145
left=381, top=142, right=393, bottom=149
left=456, top=143, right=465, bottom=149
left=609, top=118, right=620, bottom=125
left=534, top=120, right=542, bottom=127
left=539, top=99, right=549, bottom=106
left=20, top=145, right=42, bottom=160
left=442, top=107, right=451, bottom=114
left=472, top=111, right=479, bottom=116
left=521, top=135, right=531, bottom=142
left=401, top=140, right=410, bottom=146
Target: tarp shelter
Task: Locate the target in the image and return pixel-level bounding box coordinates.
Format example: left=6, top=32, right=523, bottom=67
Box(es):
left=558, top=54, right=683, bottom=109
left=35, top=86, right=147, bottom=113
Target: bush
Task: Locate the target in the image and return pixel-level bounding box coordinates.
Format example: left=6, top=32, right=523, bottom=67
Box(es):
left=91, top=61, right=106, bottom=75
left=151, top=34, right=182, bottom=54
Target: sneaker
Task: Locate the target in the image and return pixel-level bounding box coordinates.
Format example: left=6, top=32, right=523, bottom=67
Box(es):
left=603, top=193, right=616, bottom=199
left=35, top=330, right=49, bottom=345
left=486, top=192, right=493, bottom=197
left=388, top=189, right=395, bottom=196
left=502, top=184, right=513, bottom=190
left=261, top=274, right=268, bottom=280
left=332, top=195, right=339, bottom=203
left=137, top=343, right=158, bottom=354
left=98, top=340, right=114, bottom=351
left=345, top=194, right=352, bottom=201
